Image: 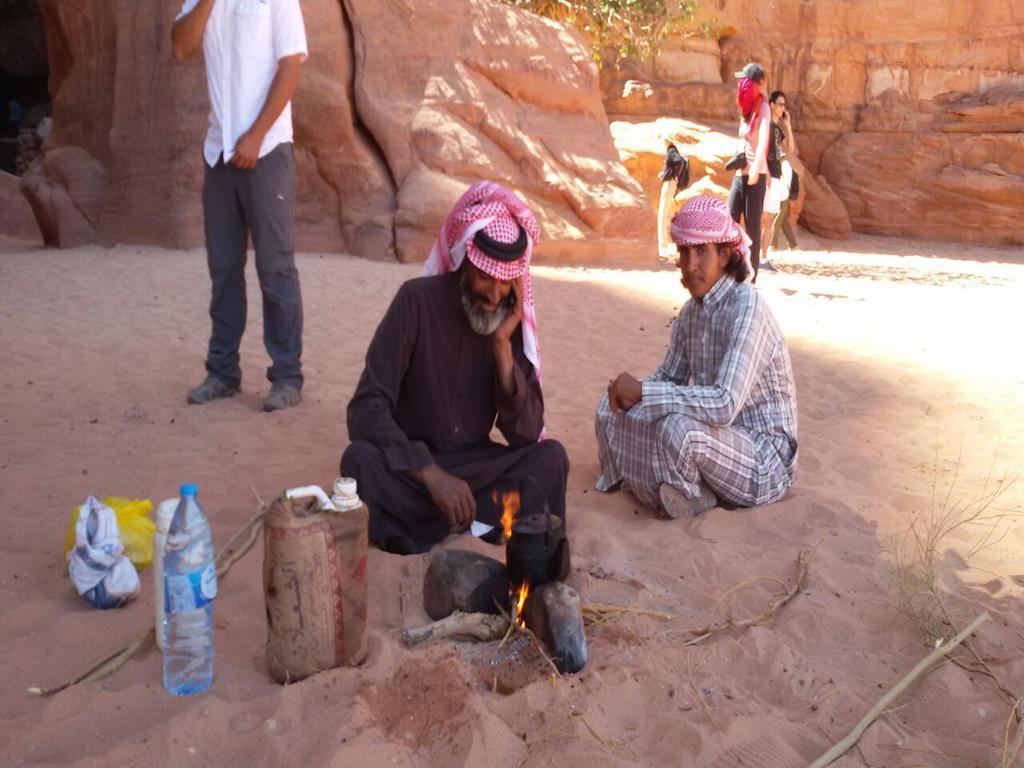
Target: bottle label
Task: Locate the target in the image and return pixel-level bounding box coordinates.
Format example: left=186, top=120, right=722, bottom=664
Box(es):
left=165, top=564, right=218, bottom=612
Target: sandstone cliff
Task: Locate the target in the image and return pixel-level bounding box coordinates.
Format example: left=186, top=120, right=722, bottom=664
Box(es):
left=604, top=0, right=1024, bottom=245
left=21, top=0, right=654, bottom=261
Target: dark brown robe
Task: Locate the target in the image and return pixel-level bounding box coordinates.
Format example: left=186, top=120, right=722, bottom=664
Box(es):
left=341, top=272, right=568, bottom=554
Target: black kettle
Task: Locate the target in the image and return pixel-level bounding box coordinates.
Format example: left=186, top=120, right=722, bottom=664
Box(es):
left=505, top=506, right=570, bottom=587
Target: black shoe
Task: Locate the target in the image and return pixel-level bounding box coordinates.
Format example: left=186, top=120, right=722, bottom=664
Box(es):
left=263, top=381, right=302, bottom=412
left=186, top=376, right=239, bottom=405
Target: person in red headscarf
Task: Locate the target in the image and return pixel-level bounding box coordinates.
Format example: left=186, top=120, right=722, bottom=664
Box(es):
left=595, top=195, right=797, bottom=519
left=726, top=62, right=773, bottom=281
left=341, top=181, right=569, bottom=555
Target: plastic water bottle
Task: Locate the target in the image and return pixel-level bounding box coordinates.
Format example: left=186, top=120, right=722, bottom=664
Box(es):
left=153, top=498, right=178, bottom=653
left=162, top=483, right=217, bottom=695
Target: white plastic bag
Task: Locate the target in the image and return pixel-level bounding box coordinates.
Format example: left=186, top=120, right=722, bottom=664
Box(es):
left=66, top=496, right=141, bottom=609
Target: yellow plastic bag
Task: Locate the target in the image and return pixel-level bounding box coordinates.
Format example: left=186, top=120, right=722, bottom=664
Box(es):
left=64, top=497, right=156, bottom=569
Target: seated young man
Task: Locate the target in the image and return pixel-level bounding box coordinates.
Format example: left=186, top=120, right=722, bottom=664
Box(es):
left=341, top=182, right=569, bottom=554
left=594, top=194, right=797, bottom=518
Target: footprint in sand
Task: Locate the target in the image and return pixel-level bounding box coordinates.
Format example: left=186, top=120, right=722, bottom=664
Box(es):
left=696, top=729, right=809, bottom=768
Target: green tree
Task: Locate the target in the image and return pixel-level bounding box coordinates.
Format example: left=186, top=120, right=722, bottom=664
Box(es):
left=503, top=0, right=711, bottom=65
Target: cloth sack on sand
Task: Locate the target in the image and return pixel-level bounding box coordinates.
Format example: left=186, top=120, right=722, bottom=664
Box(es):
left=67, top=496, right=141, bottom=609
left=263, top=490, right=368, bottom=683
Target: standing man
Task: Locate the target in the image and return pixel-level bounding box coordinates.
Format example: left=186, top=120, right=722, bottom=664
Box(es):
left=595, top=195, right=797, bottom=519
left=172, top=0, right=308, bottom=411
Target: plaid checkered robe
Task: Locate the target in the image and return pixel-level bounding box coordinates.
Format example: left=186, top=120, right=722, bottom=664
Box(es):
left=595, top=274, right=797, bottom=509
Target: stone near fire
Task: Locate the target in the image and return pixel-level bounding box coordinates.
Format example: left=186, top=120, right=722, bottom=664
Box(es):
left=423, top=549, right=510, bottom=622
left=523, top=581, right=588, bottom=674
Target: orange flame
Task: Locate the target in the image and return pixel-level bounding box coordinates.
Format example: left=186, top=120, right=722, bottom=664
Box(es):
left=513, top=581, right=529, bottom=629
left=499, top=490, right=520, bottom=541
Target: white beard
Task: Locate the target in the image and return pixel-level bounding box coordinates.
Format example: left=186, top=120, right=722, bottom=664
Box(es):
left=461, top=292, right=509, bottom=336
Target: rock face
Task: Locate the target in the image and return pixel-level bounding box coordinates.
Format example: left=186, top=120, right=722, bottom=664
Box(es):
left=610, top=117, right=820, bottom=241
left=25, top=0, right=653, bottom=261
left=20, top=146, right=105, bottom=247
left=0, top=170, right=41, bottom=242
left=604, top=0, right=1024, bottom=245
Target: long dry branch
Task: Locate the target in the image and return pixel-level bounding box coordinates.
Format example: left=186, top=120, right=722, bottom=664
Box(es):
left=675, top=549, right=811, bottom=647
left=807, top=612, right=990, bottom=768
left=28, top=508, right=267, bottom=696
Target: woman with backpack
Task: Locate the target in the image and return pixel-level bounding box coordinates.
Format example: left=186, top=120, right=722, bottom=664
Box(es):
left=726, top=63, right=772, bottom=281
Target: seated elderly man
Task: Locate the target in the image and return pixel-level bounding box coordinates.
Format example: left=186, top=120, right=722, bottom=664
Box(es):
left=341, top=182, right=569, bottom=554
left=595, top=195, right=797, bottom=518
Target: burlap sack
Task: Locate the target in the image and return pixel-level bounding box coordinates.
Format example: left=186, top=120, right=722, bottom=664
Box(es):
left=263, top=495, right=368, bottom=683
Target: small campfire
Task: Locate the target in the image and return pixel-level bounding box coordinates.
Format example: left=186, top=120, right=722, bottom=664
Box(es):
left=498, top=488, right=519, bottom=542
left=512, top=580, right=529, bottom=630
left=404, top=486, right=587, bottom=674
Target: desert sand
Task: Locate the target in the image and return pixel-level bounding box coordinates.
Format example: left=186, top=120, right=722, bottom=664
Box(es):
left=1, top=231, right=1022, bottom=767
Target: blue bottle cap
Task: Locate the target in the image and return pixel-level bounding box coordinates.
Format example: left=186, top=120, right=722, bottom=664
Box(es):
left=180, top=483, right=198, bottom=496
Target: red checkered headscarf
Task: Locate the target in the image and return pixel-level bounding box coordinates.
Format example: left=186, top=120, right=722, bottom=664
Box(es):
left=424, top=181, right=543, bottom=379
left=669, top=194, right=753, bottom=282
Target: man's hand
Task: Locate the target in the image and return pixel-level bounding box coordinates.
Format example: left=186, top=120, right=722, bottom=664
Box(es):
left=171, top=0, right=216, bottom=62
left=416, top=464, right=476, bottom=531
left=492, top=277, right=524, bottom=347
left=492, top=277, right=523, bottom=398
left=607, top=372, right=642, bottom=412
left=747, top=171, right=760, bottom=186
left=231, top=129, right=263, bottom=170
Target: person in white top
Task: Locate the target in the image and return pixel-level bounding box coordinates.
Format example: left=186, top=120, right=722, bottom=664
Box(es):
left=172, top=0, right=308, bottom=412
left=726, top=62, right=772, bottom=282
left=760, top=90, right=798, bottom=272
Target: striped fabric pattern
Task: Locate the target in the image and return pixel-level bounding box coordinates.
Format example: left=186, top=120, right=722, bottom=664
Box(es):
left=595, top=274, right=798, bottom=508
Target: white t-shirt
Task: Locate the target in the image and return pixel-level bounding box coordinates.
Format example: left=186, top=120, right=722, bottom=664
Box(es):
left=176, top=0, right=308, bottom=167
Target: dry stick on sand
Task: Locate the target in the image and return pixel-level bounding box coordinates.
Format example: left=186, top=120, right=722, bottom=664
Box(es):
left=581, top=602, right=673, bottom=627
left=401, top=612, right=511, bottom=646
left=675, top=549, right=811, bottom=648
left=807, top=611, right=990, bottom=768
left=1003, top=700, right=1024, bottom=768
left=28, top=505, right=268, bottom=696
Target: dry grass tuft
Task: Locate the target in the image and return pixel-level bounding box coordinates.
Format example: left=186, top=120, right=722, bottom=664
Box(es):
left=890, top=454, right=1018, bottom=645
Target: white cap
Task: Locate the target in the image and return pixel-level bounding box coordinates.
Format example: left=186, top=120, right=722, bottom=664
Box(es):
left=333, top=477, right=357, bottom=498
left=156, top=498, right=179, bottom=534
left=331, top=477, right=362, bottom=511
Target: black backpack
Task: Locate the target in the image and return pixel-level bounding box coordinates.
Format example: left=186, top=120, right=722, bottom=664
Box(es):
left=789, top=169, right=800, bottom=200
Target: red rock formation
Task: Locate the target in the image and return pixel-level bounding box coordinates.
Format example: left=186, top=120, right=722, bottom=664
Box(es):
left=603, top=0, right=1024, bottom=245
left=21, top=0, right=654, bottom=261
left=0, top=171, right=41, bottom=242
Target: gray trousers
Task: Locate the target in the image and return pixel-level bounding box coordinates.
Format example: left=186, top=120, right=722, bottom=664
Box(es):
left=202, top=142, right=303, bottom=388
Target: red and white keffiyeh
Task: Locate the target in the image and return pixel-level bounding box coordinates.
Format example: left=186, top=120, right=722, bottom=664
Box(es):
left=669, top=194, right=754, bottom=281
left=423, top=181, right=543, bottom=379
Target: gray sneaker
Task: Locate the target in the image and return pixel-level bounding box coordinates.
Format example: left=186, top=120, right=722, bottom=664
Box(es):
left=658, top=482, right=718, bottom=519
left=263, top=381, right=302, bottom=412
left=187, top=376, right=239, bottom=405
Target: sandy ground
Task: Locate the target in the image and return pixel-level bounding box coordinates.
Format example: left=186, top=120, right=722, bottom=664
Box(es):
left=1, top=230, right=1023, bottom=767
